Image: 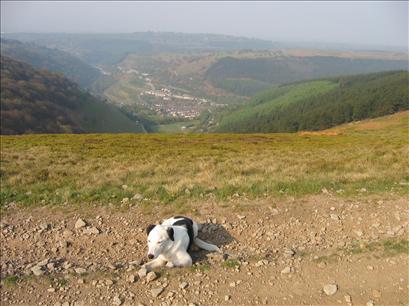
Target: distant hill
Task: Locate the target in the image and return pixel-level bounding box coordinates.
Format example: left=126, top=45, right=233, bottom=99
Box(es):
left=0, top=56, right=145, bottom=134
left=215, top=71, right=409, bottom=133
left=1, top=39, right=101, bottom=88
left=2, top=32, right=274, bottom=65
left=206, top=56, right=408, bottom=96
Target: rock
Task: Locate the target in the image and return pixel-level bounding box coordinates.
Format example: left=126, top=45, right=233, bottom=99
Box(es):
left=179, top=281, right=188, bottom=289
left=63, top=230, right=73, bottom=238
left=37, top=259, right=49, bottom=267
left=105, top=279, right=114, bottom=286
left=237, top=215, right=246, bottom=220
left=354, top=230, right=363, bottom=237
left=138, top=267, right=147, bottom=278
left=63, top=262, right=72, bottom=270
left=255, top=260, right=268, bottom=267
left=31, top=266, right=44, bottom=276
left=47, top=287, right=56, bottom=293
left=321, top=188, right=329, bottom=194
left=83, top=227, right=100, bottom=235
left=188, top=304, right=197, bottom=306
left=366, top=300, right=374, bottom=306
left=39, top=223, right=50, bottom=231
left=323, top=284, right=338, bottom=296
left=151, top=287, right=164, bottom=298
left=146, top=271, right=157, bottom=283
left=127, top=274, right=137, bottom=283
left=344, top=295, right=352, bottom=303
left=281, top=266, right=293, bottom=274
left=75, top=218, right=87, bottom=229
left=318, top=262, right=326, bottom=269
left=283, top=248, right=295, bottom=258
left=47, top=263, right=55, bottom=271
left=271, top=208, right=279, bottom=215
left=372, top=289, right=381, bottom=298
left=330, top=214, right=340, bottom=220
left=121, top=197, right=129, bottom=204
left=225, top=295, right=231, bottom=301
left=132, top=193, right=144, bottom=201
left=113, top=295, right=123, bottom=306
left=59, top=240, right=69, bottom=248
left=122, top=184, right=128, bottom=190
left=74, top=267, right=87, bottom=274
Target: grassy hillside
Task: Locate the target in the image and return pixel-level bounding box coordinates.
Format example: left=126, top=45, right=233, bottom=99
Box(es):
left=206, top=56, right=408, bottom=95
left=1, top=111, right=408, bottom=208
left=0, top=56, right=145, bottom=134
left=216, top=71, right=409, bottom=133
left=1, top=39, right=100, bottom=88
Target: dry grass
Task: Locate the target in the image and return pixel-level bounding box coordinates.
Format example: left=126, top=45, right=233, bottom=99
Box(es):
left=1, top=112, right=408, bottom=208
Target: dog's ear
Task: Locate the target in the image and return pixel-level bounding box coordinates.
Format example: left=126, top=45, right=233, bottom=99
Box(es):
left=167, top=227, right=174, bottom=241
left=146, top=224, right=155, bottom=236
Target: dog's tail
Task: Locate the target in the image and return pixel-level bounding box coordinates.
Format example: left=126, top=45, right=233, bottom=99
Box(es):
left=194, top=237, right=221, bottom=253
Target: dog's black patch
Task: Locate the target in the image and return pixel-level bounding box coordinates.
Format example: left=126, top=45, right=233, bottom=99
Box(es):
left=167, top=227, right=174, bottom=241
left=146, top=224, right=155, bottom=236
left=173, top=217, right=194, bottom=251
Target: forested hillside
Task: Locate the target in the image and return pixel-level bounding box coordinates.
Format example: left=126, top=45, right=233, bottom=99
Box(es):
left=0, top=39, right=101, bottom=88
left=216, top=71, right=409, bottom=132
left=0, top=56, right=145, bottom=134
left=207, top=56, right=408, bottom=96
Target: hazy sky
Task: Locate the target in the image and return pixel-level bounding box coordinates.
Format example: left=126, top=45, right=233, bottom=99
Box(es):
left=1, top=1, right=408, bottom=48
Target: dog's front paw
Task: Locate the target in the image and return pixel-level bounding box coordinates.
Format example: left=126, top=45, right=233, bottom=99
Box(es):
left=165, top=261, right=174, bottom=268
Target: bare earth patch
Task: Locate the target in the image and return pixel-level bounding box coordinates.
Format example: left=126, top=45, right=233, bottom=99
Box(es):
left=1, top=194, right=408, bottom=305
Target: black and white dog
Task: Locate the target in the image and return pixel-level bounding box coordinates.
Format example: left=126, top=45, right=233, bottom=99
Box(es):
left=144, top=216, right=220, bottom=270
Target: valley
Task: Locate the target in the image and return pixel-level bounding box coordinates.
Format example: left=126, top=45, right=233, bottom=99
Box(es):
left=3, top=33, right=407, bottom=134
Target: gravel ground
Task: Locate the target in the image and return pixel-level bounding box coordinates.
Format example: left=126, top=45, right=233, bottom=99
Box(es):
left=1, top=194, right=408, bottom=305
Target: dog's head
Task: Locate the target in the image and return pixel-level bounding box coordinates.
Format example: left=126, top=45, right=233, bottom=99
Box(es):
left=146, top=224, right=174, bottom=259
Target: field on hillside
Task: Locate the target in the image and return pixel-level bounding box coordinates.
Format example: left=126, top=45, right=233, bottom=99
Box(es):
left=1, top=112, right=408, bottom=210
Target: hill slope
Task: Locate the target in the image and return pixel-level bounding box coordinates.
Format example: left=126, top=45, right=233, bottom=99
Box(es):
left=1, top=39, right=101, bottom=88
left=206, top=56, right=408, bottom=96
left=0, top=56, right=145, bottom=134
left=3, top=32, right=274, bottom=65
left=216, top=71, right=409, bottom=133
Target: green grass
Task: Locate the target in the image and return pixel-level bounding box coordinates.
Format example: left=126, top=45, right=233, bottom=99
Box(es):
left=3, top=275, right=20, bottom=286
left=223, top=259, right=240, bottom=268
left=217, top=80, right=337, bottom=132
left=314, top=238, right=409, bottom=264
left=0, top=112, right=408, bottom=208
left=190, top=263, right=211, bottom=272
left=347, top=239, right=409, bottom=256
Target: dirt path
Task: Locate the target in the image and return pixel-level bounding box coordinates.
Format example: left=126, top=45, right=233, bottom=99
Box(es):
left=1, top=195, right=408, bottom=305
